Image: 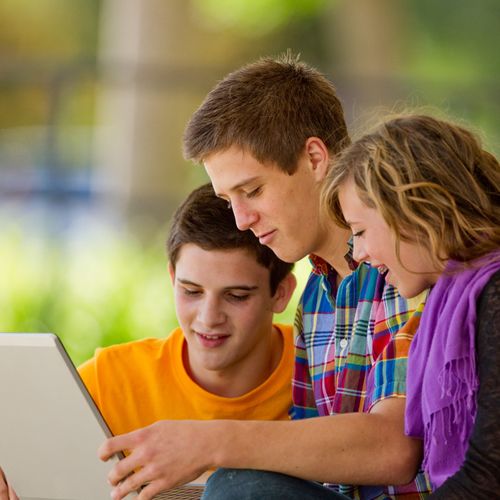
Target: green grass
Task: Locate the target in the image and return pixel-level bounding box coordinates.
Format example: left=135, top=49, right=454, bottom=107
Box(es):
left=0, top=223, right=310, bottom=365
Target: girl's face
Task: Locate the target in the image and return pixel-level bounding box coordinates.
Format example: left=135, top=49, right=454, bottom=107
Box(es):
left=338, top=179, right=442, bottom=298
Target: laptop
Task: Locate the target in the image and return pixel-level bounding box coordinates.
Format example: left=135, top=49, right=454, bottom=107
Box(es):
left=0, top=333, right=204, bottom=500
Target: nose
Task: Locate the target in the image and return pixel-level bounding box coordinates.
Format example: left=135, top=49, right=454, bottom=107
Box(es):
left=197, top=294, right=226, bottom=329
left=352, top=237, right=369, bottom=263
left=231, top=199, right=259, bottom=231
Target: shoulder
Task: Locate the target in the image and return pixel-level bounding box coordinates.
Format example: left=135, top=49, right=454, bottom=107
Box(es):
left=476, top=270, right=500, bottom=339
left=335, top=262, right=375, bottom=302
left=474, top=268, right=500, bottom=335
left=274, top=323, right=293, bottom=342
left=301, top=268, right=325, bottom=295
left=88, top=334, right=175, bottom=367
left=352, top=262, right=385, bottom=300
left=299, top=269, right=333, bottom=311
left=478, top=269, right=500, bottom=308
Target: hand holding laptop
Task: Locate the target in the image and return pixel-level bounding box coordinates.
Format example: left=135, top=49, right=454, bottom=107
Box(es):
left=100, top=420, right=213, bottom=500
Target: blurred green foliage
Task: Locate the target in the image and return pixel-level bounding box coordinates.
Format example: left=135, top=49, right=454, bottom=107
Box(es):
left=401, top=0, right=500, bottom=151
left=0, top=0, right=498, bottom=364
left=0, top=223, right=309, bottom=365
left=191, top=0, right=328, bottom=35
left=0, top=0, right=99, bottom=129
left=0, top=0, right=99, bottom=58
left=405, top=0, right=499, bottom=81
left=0, top=223, right=174, bottom=365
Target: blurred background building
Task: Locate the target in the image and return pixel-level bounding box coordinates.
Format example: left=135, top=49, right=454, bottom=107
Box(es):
left=1, top=0, right=498, bottom=362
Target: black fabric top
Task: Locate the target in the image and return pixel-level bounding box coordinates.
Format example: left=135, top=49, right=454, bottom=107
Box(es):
left=431, top=270, right=500, bottom=499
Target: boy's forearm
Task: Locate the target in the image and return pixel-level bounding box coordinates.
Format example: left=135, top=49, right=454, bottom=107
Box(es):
left=209, top=398, right=421, bottom=486
left=102, top=398, right=422, bottom=498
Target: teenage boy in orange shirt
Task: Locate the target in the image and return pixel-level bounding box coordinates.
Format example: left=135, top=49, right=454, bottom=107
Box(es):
left=0, top=183, right=296, bottom=498
left=79, top=183, right=296, bottom=435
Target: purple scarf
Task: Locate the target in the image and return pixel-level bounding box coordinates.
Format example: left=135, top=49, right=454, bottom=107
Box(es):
left=405, top=252, right=500, bottom=488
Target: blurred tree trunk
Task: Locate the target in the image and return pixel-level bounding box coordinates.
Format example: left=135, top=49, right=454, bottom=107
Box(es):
left=323, top=0, right=406, bottom=128
left=93, top=0, right=231, bottom=228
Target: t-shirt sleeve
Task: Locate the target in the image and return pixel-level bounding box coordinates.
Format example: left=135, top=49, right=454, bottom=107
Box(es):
left=367, top=297, right=426, bottom=410
left=430, top=270, right=500, bottom=498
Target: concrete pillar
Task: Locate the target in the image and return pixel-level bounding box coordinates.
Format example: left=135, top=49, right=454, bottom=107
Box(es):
left=93, top=0, right=231, bottom=225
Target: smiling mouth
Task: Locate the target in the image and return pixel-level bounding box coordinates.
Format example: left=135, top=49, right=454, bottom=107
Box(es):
left=197, top=333, right=228, bottom=340
left=195, top=332, right=230, bottom=348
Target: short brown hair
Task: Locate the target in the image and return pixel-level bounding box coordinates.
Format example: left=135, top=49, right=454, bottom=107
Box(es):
left=323, top=114, right=500, bottom=267
left=183, top=53, right=350, bottom=173
left=167, top=183, right=293, bottom=294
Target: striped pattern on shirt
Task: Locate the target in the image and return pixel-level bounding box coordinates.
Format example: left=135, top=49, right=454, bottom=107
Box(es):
left=292, top=254, right=431, bottom=499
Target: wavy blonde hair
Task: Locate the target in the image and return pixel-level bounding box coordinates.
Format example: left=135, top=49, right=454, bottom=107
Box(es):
left=323, top=115, right=500, bottom=268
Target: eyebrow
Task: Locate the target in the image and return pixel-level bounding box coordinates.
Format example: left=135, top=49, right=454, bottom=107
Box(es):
left=177, top=278, right=259, bottom=292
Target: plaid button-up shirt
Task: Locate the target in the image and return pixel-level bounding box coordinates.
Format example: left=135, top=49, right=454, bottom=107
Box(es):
left=292, top=253, right=432, bottom=499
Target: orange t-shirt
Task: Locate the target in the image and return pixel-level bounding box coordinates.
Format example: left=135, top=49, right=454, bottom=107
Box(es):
left=78, top=324, right=293, bottom=436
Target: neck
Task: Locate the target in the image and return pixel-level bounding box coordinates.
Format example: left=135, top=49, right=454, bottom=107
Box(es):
left=314, top=219, right=352, bottom=279
left=184, top=326, right=283, bottom=398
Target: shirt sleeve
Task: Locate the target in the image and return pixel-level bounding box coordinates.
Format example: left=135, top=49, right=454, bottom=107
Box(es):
left=291, top=301, right=319, bottom=419
left=430, top=270, right=500, bottom=498
left=367, top=292, right=427, bottom=410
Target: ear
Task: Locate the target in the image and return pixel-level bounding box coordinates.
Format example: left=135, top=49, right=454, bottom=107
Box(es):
left=304, top=137, right=329, bottom=182
left=168, top=262, right=175, bottom=284
left=271, top=273, right=297, bottom=314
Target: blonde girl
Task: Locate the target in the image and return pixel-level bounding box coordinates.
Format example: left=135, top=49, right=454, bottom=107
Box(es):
left=324, top=115, right=500, bottom=498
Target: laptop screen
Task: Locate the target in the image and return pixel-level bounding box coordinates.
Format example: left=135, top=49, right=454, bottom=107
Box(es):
left=0, top=333, right=133, bottom=499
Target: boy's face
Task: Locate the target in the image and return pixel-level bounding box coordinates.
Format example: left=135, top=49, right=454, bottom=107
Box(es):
left=170, top=243, right=290, bottom=380
left=204, top=145, right=327, bottom=263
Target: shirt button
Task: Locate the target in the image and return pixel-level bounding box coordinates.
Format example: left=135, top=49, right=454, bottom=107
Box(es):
left=340, top=339, right=348, bottom=349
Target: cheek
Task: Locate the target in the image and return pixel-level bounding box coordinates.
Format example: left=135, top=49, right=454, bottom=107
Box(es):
left=173, top=293, right=194, bottom=320
left=370, top=233, right=396, bottom=262
left=229, top=301, right=260, bottom=326
left=250, top=300, right=274, bottom=325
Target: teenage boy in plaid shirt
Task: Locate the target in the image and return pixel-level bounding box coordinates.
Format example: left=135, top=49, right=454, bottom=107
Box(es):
left=99, top=54, right=431, bottom=500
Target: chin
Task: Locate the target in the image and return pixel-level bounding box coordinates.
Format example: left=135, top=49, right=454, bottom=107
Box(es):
left=279, top=253, right=300, bottom=264
left=272, top=246, right=306, bottom=264
left=198, top=359, right=225, bottom=372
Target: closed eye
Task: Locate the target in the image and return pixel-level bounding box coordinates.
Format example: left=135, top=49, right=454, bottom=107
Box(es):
left=352, top=230, right=364, bottom=238
left=227, top=293, right=250, bottom=302
left=246, top=186, right=262, bottom=198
